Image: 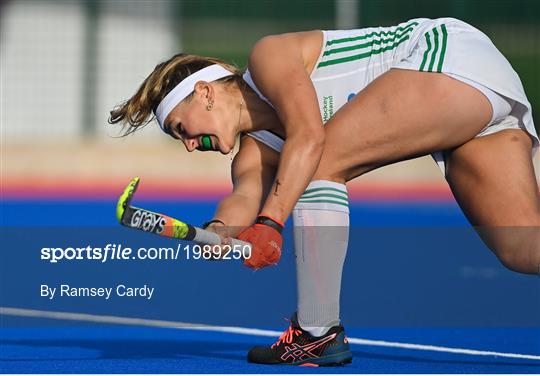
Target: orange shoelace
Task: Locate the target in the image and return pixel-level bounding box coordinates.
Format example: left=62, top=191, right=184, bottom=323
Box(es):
left=271, top=325, right=302, bottom=348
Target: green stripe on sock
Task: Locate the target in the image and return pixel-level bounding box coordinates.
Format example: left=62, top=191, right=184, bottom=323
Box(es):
left=323, top=26, right=415, bottom=56
left=419, top=32, right=432, bottom=71
left=318, top=35, right=410, bottom=68
left=299, top=193, right=349, bottom=203
left=428, top=27, right=439, bottom=72
left=325, top=21, right=418, bottom=46
left=297, top=199, right=349, bottom=208
left=437, top=24, right=448, bottom=73
left=302, top=187, right=348, bottom=198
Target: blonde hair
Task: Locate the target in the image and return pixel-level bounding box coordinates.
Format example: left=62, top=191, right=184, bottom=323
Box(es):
left=108, top=53, right=243, bottom=136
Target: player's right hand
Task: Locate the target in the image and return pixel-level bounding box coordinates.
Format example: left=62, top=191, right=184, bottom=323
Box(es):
left=237, top=215, right=283, bottom=270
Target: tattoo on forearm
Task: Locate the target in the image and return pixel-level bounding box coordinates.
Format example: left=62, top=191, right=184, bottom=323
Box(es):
left=274, top=179, right=281, bottom=196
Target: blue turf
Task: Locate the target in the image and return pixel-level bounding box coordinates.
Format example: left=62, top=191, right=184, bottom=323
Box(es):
left=1, top=199, right=539, bottom=373
left=1, top=325, right=539, bottom=373
left=0, top=199, right=469, bottom=227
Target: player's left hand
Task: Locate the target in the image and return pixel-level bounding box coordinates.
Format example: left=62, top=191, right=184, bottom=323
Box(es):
left=238, top=215, right=284, bottom=270
left=200, top=219, right=235, bottom=260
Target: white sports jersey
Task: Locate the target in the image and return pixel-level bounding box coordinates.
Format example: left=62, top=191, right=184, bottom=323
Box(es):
left=243, top=18, right=538, bottom=174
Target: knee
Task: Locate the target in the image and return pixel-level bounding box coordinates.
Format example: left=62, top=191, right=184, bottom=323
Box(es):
left=311, top=171, right=348, bottom=185
left=313, top=166, right=369, bottom=183
left=311, top=176, right=347, bottom=185
left=495, top=230, right=540, bottom=275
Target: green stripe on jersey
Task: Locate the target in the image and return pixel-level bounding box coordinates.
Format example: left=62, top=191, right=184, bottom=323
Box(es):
left=325, top=21, right=419, bottom=46
left=437, top=24, right=448, bottom=72
left=428, top=27, right=440, bottom=72
left=318, top=35, right=411, bottom=68
left=299, top=193, right=349, bottom=203
left=323, top=26, right=415, bottom=57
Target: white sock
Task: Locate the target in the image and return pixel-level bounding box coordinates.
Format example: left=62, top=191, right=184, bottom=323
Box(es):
left=293, top=180, right=349, bottom=337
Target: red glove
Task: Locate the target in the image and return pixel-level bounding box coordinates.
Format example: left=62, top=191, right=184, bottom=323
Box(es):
left=238, top=215, right=284, bottom=270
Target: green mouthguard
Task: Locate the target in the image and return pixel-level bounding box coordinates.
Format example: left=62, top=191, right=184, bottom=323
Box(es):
left=201, top=135, right=213, bottom=151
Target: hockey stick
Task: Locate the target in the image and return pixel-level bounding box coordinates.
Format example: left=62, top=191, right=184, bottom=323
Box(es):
left=116, top=177, right=252, bottom=251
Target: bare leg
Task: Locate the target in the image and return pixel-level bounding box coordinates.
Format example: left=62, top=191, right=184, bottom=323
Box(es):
left=313, top=69, right=492, bottom=182
left=309, top=68, right=538, bottom=274
left=446, top=129, right=540, bottom=274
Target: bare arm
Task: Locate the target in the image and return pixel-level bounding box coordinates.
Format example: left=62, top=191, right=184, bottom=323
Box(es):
left=248, top=33, right=325, bottom=223
left=207, top=136, right=278, bottom=238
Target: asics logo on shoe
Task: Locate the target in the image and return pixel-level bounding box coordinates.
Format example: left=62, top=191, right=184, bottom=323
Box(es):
left=280, top=333, right=337, bottom=362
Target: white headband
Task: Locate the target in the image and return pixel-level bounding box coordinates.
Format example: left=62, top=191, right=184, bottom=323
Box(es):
left=154, top=64, right=234, bottom=130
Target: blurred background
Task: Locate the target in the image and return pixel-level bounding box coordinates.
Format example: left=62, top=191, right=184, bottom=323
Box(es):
left=3, top=0, right=538, bottom=199
left=1, top=0, right=539, bottom=329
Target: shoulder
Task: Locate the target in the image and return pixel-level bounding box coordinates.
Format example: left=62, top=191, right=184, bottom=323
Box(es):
left=249, top=30, right=323, bottom=74
left=250, top=30, right=321, bottom=49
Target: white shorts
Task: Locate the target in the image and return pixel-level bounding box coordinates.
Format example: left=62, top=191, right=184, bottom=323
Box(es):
left=392, top=18, right=539, bottom=176
left=431, top=78, right=537, bottom=176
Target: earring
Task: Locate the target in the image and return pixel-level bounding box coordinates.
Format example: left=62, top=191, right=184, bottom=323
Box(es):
left=206, top=99, right=214, bottom=111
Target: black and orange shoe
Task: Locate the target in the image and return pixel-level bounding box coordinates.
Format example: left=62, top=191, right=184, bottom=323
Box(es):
left=247, top=313, right=352, bottom=367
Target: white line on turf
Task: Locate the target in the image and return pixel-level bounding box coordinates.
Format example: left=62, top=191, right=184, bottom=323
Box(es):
left=1, top=306, right=539, bottom=361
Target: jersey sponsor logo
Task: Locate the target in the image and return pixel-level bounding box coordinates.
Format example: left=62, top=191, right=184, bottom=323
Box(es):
left=280, top=332, right=337, bottom=362
left=322, top=96, right=334, bottom=123
left=130, top=209, right=167, bottom=234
